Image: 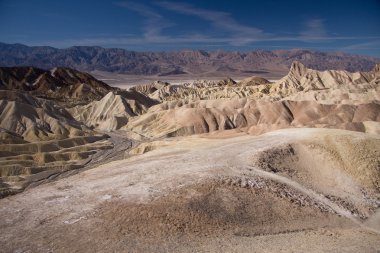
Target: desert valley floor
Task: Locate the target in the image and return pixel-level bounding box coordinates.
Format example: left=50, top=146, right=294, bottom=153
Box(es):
left=0, top=61, right=380, bottom=252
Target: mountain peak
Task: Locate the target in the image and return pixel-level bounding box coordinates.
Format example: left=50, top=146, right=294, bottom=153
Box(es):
left=373, top=63, right=380, bottom=75
left=290, top=61, right=307, bottom=76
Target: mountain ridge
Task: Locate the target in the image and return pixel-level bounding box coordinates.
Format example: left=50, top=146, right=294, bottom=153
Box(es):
left=0, top=42, right=378, bottom=76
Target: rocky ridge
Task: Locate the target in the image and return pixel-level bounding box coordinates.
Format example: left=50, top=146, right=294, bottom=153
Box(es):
left=1, top=42, right=378, bottom=76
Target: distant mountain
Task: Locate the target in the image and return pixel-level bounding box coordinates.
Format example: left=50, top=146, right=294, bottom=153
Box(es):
left=0, top=42, right=378, bottom=76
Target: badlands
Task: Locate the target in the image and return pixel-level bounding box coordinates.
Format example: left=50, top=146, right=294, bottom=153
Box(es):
left=0, top=61, right=380, bottom=252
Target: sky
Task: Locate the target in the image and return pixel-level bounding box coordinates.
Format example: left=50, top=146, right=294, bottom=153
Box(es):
left=0, top=0, right=380, bottom=56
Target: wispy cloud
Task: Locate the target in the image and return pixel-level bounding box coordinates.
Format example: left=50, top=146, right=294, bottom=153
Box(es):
left=156, top=1, right=267, bottom=41
left=30, top=1, right=380, bottom=50
left=341, top=40, right=380, bottom=50
left=113, top=1, right=264, bottom=46
left=115, top=1, right=173, bottom=40
left=299, top=19, right=328, bottom=41
left=113, top=1, right=271, bottom=46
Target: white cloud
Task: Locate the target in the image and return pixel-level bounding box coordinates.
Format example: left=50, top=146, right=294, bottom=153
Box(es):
left=156, top=1, right=265, bottom=37
left=299, top=19, right=330, bottom=41
left=115, top=1, right=173, bottom=39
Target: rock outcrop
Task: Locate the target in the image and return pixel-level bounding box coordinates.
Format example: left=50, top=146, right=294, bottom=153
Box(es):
left=69, top=91, right=156, bottom=131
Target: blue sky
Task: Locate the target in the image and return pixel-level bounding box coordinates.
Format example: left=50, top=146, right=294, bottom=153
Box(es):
left=0, top=0, right=379, bottom=56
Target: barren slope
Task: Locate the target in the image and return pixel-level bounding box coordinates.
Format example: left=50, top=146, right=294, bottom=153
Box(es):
left=0, top=91, right=113, bottom=196
left=0, top=128, right=379, bottom=252
left=0, top=90, right=92, bottom=142
left=69, top=91, right=156, bottom=131
left=0, top=66, right=115, bottom=105
left=124, top=98, right=380, bottom=138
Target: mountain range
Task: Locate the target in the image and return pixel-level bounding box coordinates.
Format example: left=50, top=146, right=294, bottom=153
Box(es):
left=0, top=42, right=379, bottom=77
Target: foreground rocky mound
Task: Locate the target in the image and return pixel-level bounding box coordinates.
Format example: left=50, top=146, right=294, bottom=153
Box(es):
left=253, top=131, right=380, bottom=219
left=0, top=66, right=115, bottom=105
left=0, top=128, right=379, bottom=252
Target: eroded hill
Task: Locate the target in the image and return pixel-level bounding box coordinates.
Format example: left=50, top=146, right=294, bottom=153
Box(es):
left=0, top=66, right=115, bottom=106
left=1, top=61, right=380, bottom=252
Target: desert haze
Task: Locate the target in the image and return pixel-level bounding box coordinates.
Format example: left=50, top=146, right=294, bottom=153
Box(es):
left=0, top=53, right=379, bottom=252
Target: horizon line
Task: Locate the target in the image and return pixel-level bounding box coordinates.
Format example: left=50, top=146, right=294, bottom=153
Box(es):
left=1, top=41, right=380, bottom=58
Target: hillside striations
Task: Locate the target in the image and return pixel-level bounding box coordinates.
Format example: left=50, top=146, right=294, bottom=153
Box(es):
left=0, top=66, right=115, bottom=105
left=1, top=60, right=380, bottom=252
left=69, top=91, right=156, bottom=131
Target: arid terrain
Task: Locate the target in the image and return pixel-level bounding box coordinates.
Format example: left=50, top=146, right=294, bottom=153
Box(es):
left=0, top=60, right=380, bottom=252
